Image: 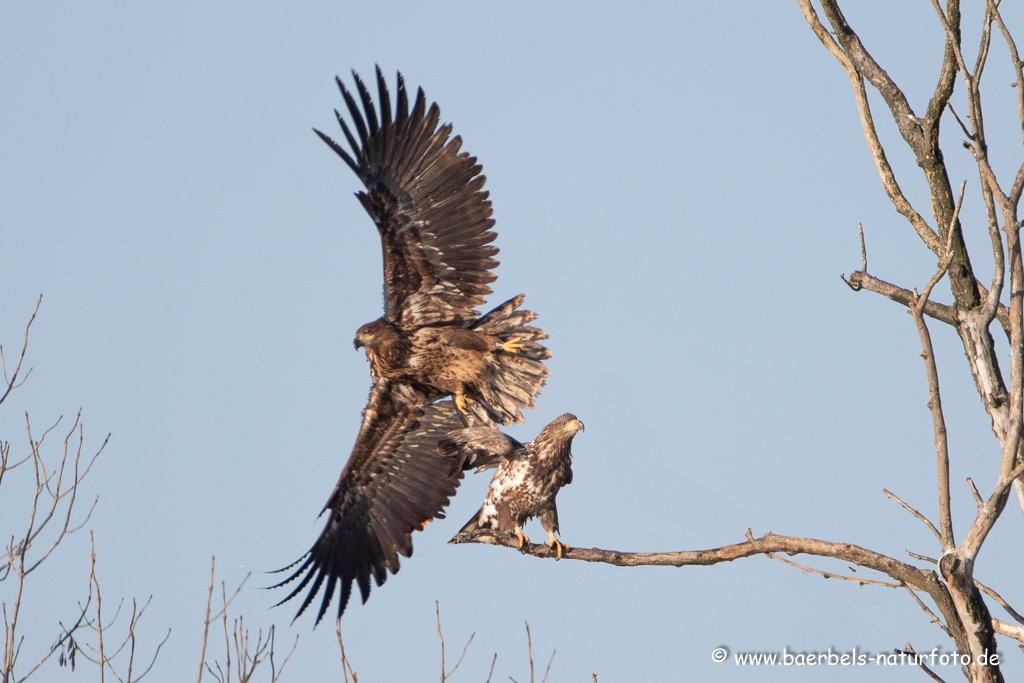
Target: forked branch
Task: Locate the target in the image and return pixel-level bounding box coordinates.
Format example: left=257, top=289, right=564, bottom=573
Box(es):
left=0, top=296, right=40, bottom=408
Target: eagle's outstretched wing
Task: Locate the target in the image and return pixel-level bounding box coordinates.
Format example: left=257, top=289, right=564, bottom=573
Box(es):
left=315, top=67, right=499, bottom=328
left=437, top=426, right=525, bottom=477
left=271, top=385, right=464, bottom=625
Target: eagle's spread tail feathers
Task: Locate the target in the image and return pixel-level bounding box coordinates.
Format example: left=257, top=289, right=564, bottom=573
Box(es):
left=457, top=506, right=487, bottom=536
left=466, top=294, right=551, bottom=425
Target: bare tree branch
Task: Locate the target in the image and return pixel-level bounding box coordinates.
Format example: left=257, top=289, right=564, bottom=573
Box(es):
left=912, top=181, right=967, bottom=550
left=883, top=489, right=942, bottom=542
left=903, top=584, right=952, bottom=637
left=796, top=0, right=941, bottom=253
left=990, top=619, right=1024, bottom=643
left=976, top=581, right=1024, bottom=628
left=540, top=649, right=555, bottom=683
left=193, top=558, right=293, bottom=683
left=524, top=623, right=533, bottom=683
left=2, top=401, right=105, bottom=683
left=842, top=270, right=960, bottom=326
left=451, top=529, right=936, bottom=589
left=901, top=644, right=949, bottom=683
left=0, top=296, right=40, bottom=408
left=745, top=528, right=901, bottom=587
left=436, top=601, right=473, bottom=682
left=336, top=622, right=358, bottom=683
left=794, top=3, right=1024, bottom=677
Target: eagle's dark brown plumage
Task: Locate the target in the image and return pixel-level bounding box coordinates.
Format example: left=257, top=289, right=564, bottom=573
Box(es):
left=272, top=69, right=551, bottom=625
left=271, top=384, right=467, bottom=624
left=440, top=413, right=584, bottom=558
left=324, top=67, right=551, bottom=426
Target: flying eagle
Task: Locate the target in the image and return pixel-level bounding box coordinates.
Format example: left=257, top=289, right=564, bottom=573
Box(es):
left=440, top=413, right=584, bottom=559
left=322, top=67, right=551, bottom=426
left=272, top=69, right=552, bottom=625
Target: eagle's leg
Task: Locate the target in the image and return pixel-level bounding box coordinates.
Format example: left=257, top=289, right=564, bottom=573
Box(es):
left=453, top=391, right=475, bottom=417
left=547, top=531, right=569, bottom=559
left=499, top=337, right=524, bottom=353
left=514, top=525, right=530, bottom=549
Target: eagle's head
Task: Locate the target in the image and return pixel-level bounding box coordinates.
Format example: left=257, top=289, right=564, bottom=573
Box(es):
left=537, top=413, right=584, bottom=445
left=353, top=318, right=393, bottom=351
left=532, top=413, right=584, bottom=463
left=555, top=413, right=585, bottom=434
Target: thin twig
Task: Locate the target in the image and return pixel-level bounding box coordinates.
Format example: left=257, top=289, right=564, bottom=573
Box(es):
left=197, top=557, right=215, bottom=683
left=962, top=458, right=1024, bottom=558
left=859, top=222, right=867, bottom=272
left=966, top=478, right=984, bottom=508
left=906, top=550, right=935, bottom=564
left=539, top=650, right=556, bottom=683
left=987, top=0, right=1024, bottom=202
left=337, top=620, right=357, bottom=683
left=269, top=627, right=298, bottom=682
left=127, top=627, right=170, bottom=682
left=902, top=583, right=950, bottom=636
left=977, top=581, right=1024, bottom=627
left=911, top=180, right=966, bottom=551
left=437, top=602, right=445, bottom=682
left=484, top=654, right=497, bottom=683
left=946, top=103, right=972, bottom=139
left=524, top=623, right=533, bottom=683
left=436, top=601, right=475, bottom=681
left=92, top=534, right=104, bottom=683
left=0, top=295, right=41, bottom=407
left=447, top=634, right=473, bottom=680
left=883, top=489, right=941, bottom=541
left=900, top=644, right=948, bottom=683
left=219, top=582, right=231, bottom=683
left=743, top=527, right=899, bottom=587
left=764, top=551, right=900, bottom=587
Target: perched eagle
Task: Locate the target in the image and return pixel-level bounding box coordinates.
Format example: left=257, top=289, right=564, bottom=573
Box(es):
left=323, top=67, right=550, bottom=426
left=272, top=69, right=551, bottom=625
left=440, top=413, right=584, bottom=559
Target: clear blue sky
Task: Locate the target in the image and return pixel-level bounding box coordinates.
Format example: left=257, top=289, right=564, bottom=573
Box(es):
left=3, top=2, right=1023, bottom=681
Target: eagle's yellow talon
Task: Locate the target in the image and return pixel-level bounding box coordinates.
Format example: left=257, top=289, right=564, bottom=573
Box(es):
left=501, top=337, right=524, bottom=353
left=547, top=531, right=568, bottom=559
left=514, top=526, right=530, bottom=549
left=454, top=392, right=475, bottom=415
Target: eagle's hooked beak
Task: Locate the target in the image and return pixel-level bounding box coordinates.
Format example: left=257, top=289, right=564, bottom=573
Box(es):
left=353, top=337, right=364, bottom=351
left=566, top=418, right=585, bottom=432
